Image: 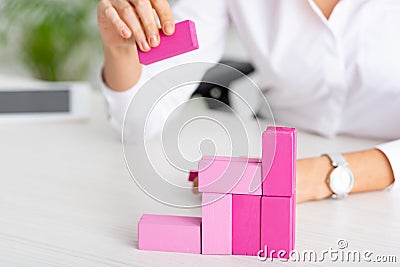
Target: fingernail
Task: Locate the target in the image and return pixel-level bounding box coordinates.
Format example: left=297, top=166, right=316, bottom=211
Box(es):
left=121, top=27, right=131, bottom=38
left=149, top=35, right=159, bottom=47
left=163, top=22, right=174, bottom=35
left=141, top=41, right=151, bottom=52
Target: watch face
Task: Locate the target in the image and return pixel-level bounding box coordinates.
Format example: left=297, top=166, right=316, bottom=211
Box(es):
left=329, top=166, right=355, bottom=195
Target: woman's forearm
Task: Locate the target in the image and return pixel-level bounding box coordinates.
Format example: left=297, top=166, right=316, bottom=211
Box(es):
left=103, top=44, right=142, bottom=92
left=297, top=149, right=395, bottom=202
left=344, top=149, right=394, bottom=193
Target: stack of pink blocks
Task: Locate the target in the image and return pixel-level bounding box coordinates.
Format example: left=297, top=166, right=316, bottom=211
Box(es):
left=138, top=126, right=296, bottom=258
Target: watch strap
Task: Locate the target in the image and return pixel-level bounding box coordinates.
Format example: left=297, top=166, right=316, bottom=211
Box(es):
left=323, top=153, right=348, bottom=167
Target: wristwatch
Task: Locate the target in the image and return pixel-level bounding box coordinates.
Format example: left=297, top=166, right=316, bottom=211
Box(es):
left=323, top=153, right=354, bottom=199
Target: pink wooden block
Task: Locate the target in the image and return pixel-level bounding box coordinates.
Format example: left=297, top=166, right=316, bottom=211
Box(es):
left=262, top=126, right=296, bottom=197
left=138, top=214, right=201, bottom=254
left=137, top=20, right=199, bottom=65
left=198, top=156, right=262, bottom=195
left=202, top=193, right=232, bottom=254
left=232, top=194, right=261, bottom=256
left=260, top=195, right=295, bottom=259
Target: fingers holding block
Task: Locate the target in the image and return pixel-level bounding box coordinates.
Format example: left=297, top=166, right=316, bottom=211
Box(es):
left=138, top=214, right=201, bottom=254
left=137, top=20, right=199, bottom=65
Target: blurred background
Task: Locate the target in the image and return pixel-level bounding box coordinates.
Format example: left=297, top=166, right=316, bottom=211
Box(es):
left=0, top=0, right=102, bottom=85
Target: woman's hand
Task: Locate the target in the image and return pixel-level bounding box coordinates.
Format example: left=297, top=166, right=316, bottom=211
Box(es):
left=97, top=0, right=175, bottom=91
left=97, top=0, right=175, bottom=51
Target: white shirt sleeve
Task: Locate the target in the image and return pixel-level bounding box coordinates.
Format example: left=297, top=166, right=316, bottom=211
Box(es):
left=100, top=0, right=230, bottom=141
left=376, top=139, right=400, bottom=191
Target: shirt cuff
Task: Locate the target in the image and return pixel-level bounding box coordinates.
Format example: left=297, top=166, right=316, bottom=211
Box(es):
left=376, top=139, right=400, bottom=192
left=99, top=68, right=138, bottom=105
left=99, top=68, right=140, bottom=135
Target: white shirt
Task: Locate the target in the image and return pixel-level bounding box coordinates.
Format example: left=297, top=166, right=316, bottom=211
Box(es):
left=101, top=0, right=400, bottom=187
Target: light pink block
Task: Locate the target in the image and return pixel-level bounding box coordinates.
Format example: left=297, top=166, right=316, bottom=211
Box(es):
left=202, top=193, right=232, bottom=254
left=262, top=127, right=296, bottom=197
left=138, top=214, right=201, bottom=254
left=137, top=20, right=199, bottom=65
left=198, top=156, right=262, bottom=195
left=260, top=195, right=295, bottom=259
left=232, top=194, right=261, bottom=256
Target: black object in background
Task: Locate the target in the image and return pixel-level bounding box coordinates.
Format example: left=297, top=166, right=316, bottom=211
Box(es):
left=191, top=60, right=255, bottom=109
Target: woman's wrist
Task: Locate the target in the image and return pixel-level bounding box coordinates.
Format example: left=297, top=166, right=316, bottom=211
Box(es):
left=103, top=41, right=137, bottom=55
left=103, top=44, right=142, bottom=91
left=296, top=156, right=333, bottom=203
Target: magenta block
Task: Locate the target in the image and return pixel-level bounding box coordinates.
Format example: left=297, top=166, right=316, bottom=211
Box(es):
left=232, top=194, right=261, bottom=256
left=188, top=170, right=198, bottom=182
left=137, top=20, right=199, bottom=65
left=138, top=214, right=201, bottom=254
left=198, top=156, right=262, bottom=195
left=260, top=195, right=295, bottom=259
left=262, top=126, right=296, bottom=197
left=202, top=193, right=232, bottom=254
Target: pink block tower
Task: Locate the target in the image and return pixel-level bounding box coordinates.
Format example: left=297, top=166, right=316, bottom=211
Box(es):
left=138, top=126, right=296, bottom=258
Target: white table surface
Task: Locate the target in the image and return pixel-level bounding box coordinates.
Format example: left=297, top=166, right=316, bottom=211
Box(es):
left=0, top=89, right=399, bottom=267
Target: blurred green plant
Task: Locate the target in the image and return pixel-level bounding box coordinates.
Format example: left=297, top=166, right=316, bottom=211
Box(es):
left=0, top=0, right=100, bottom=81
